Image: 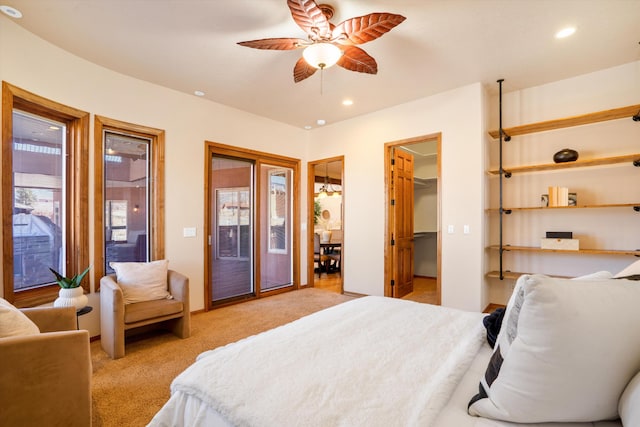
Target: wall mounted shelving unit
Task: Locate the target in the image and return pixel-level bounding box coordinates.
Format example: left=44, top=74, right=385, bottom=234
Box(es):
left=488, top=80, right=640, bottom=281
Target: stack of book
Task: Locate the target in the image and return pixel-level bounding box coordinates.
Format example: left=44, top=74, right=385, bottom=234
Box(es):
left=548, top=186, right=569, bottom=207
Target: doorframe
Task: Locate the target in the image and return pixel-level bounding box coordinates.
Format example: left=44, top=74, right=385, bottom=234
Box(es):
left=384, top=133, right=442, bottom=303
left=307, top=156, right=344, bottom=291
left=204, top=141, right=301, bottom=310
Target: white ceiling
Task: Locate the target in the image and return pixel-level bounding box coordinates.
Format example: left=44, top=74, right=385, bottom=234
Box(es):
left=4, top=0, right=640, bottom=130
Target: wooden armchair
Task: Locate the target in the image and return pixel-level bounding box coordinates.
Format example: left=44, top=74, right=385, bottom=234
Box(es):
left=100, top=269, right=190, bottom=359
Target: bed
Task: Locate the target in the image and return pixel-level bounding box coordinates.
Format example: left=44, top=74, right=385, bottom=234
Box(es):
left=149, top=267, right=640, bottom=427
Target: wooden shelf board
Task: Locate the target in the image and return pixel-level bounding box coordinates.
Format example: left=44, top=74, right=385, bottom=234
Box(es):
left=489, top=245, right=640, bottom=256
left=483, top=302, right=506, bottom=313
left=486, top=203, right=640, bottom=213
left=485, top=270, right=524, bottom=280
left=488, top=104, right=640, bottom=138
left=488, top=153, right=640, bottom=175
left=486, top=270, right=573, bottom=279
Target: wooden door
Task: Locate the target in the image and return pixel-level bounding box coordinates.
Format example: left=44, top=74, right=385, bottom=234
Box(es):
left=391, top=148, right=414, bottom=298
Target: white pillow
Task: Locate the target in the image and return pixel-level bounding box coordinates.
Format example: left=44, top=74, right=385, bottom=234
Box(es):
left=110, top=260, right=170, bottom=304
left=619, top=371, right=640, bottom=427
left=0, top=297, right=40, bottom=337
left=468, top=274, right=640, bottom=423
left=614, top=259, right=640, bottom=279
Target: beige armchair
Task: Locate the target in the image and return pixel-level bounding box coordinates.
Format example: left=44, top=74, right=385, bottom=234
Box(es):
left=0, top=306, right=92, bottom=426
left=100, top=269, right=190, bottom=359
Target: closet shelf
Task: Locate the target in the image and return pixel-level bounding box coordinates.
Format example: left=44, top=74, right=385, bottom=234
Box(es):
left=488, top=245, right=640, bottom=256
left=487, top=153, right=640, bottom=175
left=414, top=177, right=436, bottom=187
left=488, top=104, right=640, bottom=139
left=486, top=203, right=640, bottom=213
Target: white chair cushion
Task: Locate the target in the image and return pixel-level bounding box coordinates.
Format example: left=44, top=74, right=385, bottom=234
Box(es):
left=619, top=371, right=640, bottom=427
left=0, top=297, right=40, bottom=337
left=468, top=274, right=640, bottom=423
left=110, top=260, right=170, bottom=304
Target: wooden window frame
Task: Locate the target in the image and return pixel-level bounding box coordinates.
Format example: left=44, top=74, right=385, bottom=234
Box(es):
left=2, top=82, right=90, bottom=307
left=93, top=116, right=165, bottom=290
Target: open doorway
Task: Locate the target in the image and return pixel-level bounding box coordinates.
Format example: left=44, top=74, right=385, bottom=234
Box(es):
left=307, top=157, right=344, bottom=294
left=384, top=134, right=441, bottom=304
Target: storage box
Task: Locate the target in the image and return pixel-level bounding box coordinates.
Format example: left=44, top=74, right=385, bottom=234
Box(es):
left=541, top=238, right=579, bottom=250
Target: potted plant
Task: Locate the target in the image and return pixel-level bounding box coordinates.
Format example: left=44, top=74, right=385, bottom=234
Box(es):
left=49, top=266, right=90, bottom=309
left=313, top=200, right=321, bottom=225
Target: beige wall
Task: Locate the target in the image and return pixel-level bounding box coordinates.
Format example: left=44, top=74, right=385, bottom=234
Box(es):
left=0, top=17, right=309, bottom=336
left=307, top=84, right=488, bottom=310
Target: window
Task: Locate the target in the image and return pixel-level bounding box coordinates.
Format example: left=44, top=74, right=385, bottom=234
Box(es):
left=268, top=169, right=288, bottom=253
left=2, top=82, right=89, bottom=306
left=93, top=116, right=164, bottom=285
left=216, top=188, right=251, bottom=260
left=105, top=200, right=128, bottom=242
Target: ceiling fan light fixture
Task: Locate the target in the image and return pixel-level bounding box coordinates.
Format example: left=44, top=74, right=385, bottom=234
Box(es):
left=303, top=42, right=342, bottom=69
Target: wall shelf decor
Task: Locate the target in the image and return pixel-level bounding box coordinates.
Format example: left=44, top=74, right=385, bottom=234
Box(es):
left=488, top=80, right=639, bottom=281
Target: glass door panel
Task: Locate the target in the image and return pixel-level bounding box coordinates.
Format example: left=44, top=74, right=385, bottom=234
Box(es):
left=211, top=156, right=254, bottom=302
left=260, top=164, right=293, bottom=291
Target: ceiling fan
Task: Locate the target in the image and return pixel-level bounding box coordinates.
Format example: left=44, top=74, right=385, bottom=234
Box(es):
left=237, top=0, right=406, bottom=83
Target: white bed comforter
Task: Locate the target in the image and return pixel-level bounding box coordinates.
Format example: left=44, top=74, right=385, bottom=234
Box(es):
left=151, top=296, right=485, bottom=427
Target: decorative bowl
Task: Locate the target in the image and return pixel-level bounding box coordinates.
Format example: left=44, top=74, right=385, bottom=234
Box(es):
left=553, top=148, right=579, bottom=163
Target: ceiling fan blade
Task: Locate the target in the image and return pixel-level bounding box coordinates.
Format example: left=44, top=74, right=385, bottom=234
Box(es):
left=293, top=57, right=317, bottom=83
left=237, top=38, right=305, bottom=50
left=332, top=13, right=406, bottom=45
left=287, top=0, right=330, bottom=40
left=337, top=46, right=378, bottom=74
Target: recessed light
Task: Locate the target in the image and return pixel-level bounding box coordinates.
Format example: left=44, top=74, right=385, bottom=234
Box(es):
left=304, top=125, right=312, bottom=130
left=0, top=5, right=22, bottom=18
left=555, top=27, right=576, bottom=39
left=342, top=99, right=353, bottom=106
left=316, top=119, right=326, bottom=126
left=194, top=90, right=205, bottom=97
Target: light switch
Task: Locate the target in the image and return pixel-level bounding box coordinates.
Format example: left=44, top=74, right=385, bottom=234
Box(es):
left=447, top=225, right=454, bottom=234
left=183, top=227, right=196, bottom=238
left=464, top=225, right=470, bottom=234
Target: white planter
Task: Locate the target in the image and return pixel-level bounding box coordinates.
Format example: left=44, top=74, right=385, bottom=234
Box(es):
left=54, top=287, right=88, bottom=310
left=321, top=230, right=332, bottom=243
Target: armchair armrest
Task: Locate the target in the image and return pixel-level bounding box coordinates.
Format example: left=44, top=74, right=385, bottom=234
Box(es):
left=100, top=274, right=124, bottom=310
left=21, top=306, right=76, bottom=332
left=100, top=274, right=125, bottom=358
left=168, top=269, right=189, bottom=306
left=0, top=330, right=91, bottom=426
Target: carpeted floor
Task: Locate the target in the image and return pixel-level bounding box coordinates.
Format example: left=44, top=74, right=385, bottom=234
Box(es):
left=90, top=288, right=354, bottom=426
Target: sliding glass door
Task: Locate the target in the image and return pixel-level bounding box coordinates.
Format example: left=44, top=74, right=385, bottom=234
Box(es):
left=210, top=156, right=254, bottom=302
left=206, top=143, right=299, bottom=308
